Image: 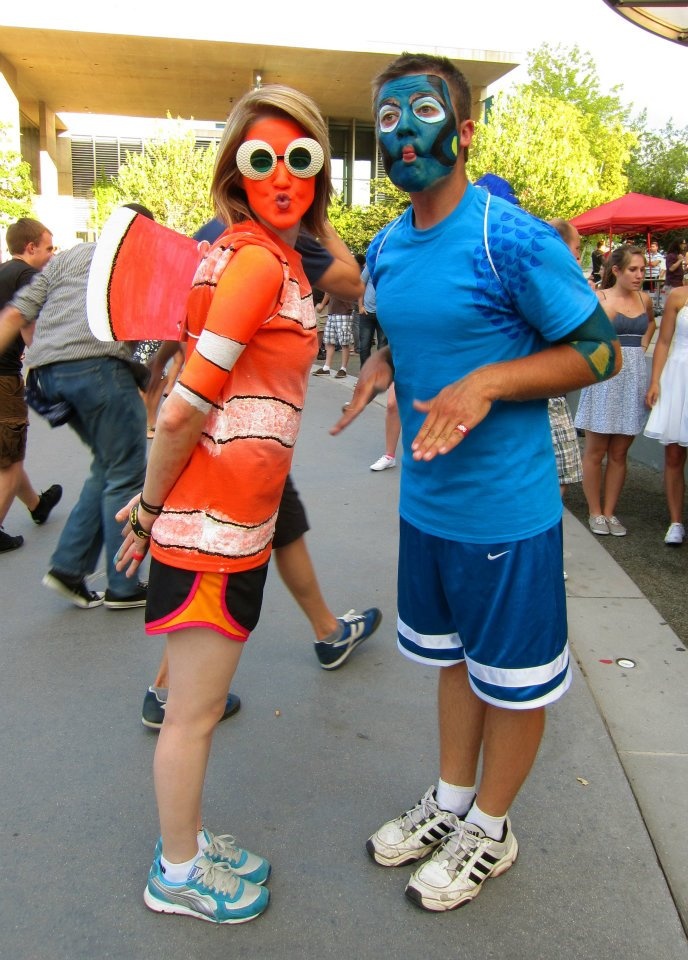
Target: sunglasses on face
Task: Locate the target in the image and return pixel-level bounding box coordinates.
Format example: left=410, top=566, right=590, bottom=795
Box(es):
left=236, top=137, right=324, bottom=180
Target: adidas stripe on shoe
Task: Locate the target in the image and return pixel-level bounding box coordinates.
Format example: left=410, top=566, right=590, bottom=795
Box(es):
left=405, top=818, right=518, bottom=911
left=366, top=786, right=459, bottom=867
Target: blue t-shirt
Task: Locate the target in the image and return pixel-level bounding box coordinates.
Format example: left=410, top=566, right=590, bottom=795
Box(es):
left=368, top=181, right=598, bottom=543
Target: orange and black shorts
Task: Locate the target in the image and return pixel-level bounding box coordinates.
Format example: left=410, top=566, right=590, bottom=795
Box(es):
left=145, top=556, right=269, bottom=641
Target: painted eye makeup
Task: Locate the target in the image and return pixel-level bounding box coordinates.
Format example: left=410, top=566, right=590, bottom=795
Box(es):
left=412, top=96, right=446, bottom=124
left=237, top=138, right=324, bottom=180
left=378, top=105, right=401, bottom=133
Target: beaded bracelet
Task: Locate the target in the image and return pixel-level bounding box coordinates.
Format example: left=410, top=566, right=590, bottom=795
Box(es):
left=129, top=502, right=152, bottom=540
left=139, top=494, right=163, bottom=516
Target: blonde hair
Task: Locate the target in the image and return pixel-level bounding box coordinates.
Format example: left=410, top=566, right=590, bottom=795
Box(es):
left=212, top=84, right=332, bottom=237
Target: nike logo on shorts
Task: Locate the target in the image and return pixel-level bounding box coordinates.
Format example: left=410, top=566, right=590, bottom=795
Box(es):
left=487, top=551, right=510, bottom=560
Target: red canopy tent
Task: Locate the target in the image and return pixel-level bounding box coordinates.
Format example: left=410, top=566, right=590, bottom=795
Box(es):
left=570, top=192, right=688, bottom=238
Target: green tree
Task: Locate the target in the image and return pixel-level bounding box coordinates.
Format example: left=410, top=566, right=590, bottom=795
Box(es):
left=526, top=43, right=631, bottom=127
left=0, top=122, right=34, bottom=228
left=468, top=43, right=635, bottom=218
left=468, top=89, right=618, bottom=219
left=626, top=120, right=688, bottom=203
left=522, top=43, right=636, bottom=208
left=91, top=125, right=216, bottom=236
left=327, top=178, right=409, bottom=254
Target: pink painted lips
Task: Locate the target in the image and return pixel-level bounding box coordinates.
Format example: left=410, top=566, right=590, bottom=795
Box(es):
left=401, top=146, right=417, bottom=163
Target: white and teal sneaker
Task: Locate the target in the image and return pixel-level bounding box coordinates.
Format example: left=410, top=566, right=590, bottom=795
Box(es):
left=199, top=828, right=271, bottom=885
left=144, top=854, right=269, bottom=924
left=153, top=829, right=271, bottom=886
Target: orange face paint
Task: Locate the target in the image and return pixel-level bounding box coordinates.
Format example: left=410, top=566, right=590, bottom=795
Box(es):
left=240, top=116, right=317, bottom=231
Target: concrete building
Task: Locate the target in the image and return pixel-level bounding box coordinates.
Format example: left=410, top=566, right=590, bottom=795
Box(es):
left=0, top=11, right=519, bottom=247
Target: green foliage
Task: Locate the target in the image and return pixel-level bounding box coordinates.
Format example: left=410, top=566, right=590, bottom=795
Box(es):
left=526, top=43, right=631, bottom=127
left=0, top=122, right=34, bottom=228
left=327, top=178, right=409, bottom=254
left=91, top=125, right=216, bottom=236
left=468, top=43, right=636, bottom=220
left=468, top=89, right=628, bottom=219
left=626, top=121, right=688, bottom=203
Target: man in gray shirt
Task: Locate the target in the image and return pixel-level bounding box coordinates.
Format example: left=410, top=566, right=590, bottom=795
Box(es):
left=0, top=238, right=148, bottom=609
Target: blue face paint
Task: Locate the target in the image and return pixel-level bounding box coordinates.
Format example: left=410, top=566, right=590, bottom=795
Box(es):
left=376, top=74, right=458, bottom=192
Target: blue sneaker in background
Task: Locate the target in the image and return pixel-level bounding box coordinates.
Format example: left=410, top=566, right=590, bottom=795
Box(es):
left=314, top=608, right=382, bottom=670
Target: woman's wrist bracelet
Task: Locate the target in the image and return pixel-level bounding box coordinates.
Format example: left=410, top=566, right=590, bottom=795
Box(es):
left=130, top=502, right=152, bottom=540
left=139, top=494, right=163, bottom=516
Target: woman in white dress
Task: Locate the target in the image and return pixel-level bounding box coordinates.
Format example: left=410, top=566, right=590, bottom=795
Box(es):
left=645, top=286, right=688, bottom=545
left=574, top=246, right=655, bottom=537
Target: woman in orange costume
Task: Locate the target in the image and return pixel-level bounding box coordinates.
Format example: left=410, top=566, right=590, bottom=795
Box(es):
left=115, top=85, right=331, bottom=925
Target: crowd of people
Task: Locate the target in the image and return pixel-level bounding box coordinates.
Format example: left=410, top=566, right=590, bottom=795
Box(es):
left=0, top=51, right=686, bottom=930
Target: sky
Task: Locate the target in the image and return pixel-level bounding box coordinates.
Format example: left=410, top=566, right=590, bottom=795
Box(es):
left=6, top=0, right=685, bottom=131
left=322, top=0, right=685, bottom=130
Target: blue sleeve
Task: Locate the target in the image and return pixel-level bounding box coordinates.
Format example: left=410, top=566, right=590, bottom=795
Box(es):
left=487, top=207, right=599, bottom=343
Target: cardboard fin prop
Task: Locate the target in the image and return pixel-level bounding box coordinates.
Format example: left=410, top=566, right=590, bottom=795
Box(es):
left=87, top=207, right=203, bottom=342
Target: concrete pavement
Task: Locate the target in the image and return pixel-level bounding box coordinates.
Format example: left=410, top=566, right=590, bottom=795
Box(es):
left=1, top=368, right=686, bottom=960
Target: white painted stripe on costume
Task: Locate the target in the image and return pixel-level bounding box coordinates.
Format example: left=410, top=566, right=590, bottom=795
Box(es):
left=173, top=382, right=212, bottom=414
left=205, top=396, right=300, bottom=448
left=465, top=646, right=569, bottom=688
left=397, top=615, right=461, bottom=651
left=153, top=507, right=277, bottom=559
left=467, top=665, right=573, bottom=709
left=196, top=330, right=245, bottom=371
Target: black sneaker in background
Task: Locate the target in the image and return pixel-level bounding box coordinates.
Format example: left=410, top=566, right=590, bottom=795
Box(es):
left=30, top=484, right=63, bottom=524
left=42, top=569, right=104, bottom=608
left=104, top=582, right=148, bottom=609
left=0, top=527, right=24, bottom=553
left=142, top=686, right=242, bottom=729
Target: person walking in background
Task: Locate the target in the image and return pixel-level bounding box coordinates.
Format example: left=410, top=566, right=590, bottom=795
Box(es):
left=0, top=207, right=151, bottom=608
left=664, top=238, right=687, bottom=291
left=574, top=246, right=655, bottom=537
left=312, top=291, right=355, bottom=378
left=645, top=284, right=688, bottom=545
left=591, top=239, right=607, bottom=287
left=0, top=218, right=61, bottom=552
left=358, top=257, right=387, bottom=368
left=369, top=382, right=401, bottom=472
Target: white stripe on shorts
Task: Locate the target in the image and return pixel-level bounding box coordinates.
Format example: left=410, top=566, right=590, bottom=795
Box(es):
left=465, top=645, right=569, bottom=689
left=397, top=616, right=461, bottom=652
left=468, top=664, right=572, bottom=710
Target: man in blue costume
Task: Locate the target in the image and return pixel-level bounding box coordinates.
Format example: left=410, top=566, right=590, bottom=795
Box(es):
left=333, top=53, right=621, bottom=912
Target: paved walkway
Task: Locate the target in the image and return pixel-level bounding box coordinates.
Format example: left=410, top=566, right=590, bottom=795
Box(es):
left=1, top=369, right=686, bottom=960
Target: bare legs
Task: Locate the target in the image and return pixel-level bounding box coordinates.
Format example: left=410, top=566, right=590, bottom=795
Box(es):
left=664, top=443, right=687, bottom=524
left=273, top=535, right=339, bottom=640
left=0, top=461, right=40, bottom=524
left=438, top=663, right=545, bottom=816
left=581, top=430, right=635, bottom=518
left=154, top=627, right=244, bottom=862
left=324, top=342, right=351, bottom=373
left=384, top=384, right=401, bottom=459
left=152, top=534, right=339, bottom=687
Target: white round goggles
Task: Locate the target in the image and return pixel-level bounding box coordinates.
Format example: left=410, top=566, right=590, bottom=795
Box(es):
left=236, top=137, right=324, bottom=180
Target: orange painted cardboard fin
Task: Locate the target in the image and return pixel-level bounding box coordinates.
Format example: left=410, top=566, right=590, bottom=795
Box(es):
left=87, top=208, right=202, bottom=342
